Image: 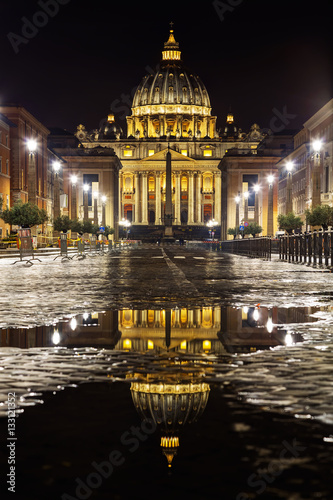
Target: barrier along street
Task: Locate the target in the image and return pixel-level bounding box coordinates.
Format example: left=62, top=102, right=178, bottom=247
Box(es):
left=279, top=231, right=333, bottom=268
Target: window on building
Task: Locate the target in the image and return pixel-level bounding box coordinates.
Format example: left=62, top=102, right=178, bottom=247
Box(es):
left=123, top=149, right=133, bottom=157
left=5, top=135, right=8, bottom=147
left=0, top=131, right=2, bottom=143
left=83, top=173, right=99, bottom=206
left=6, top=160, right=9, bottom=175
left=181, top=176, right=188, bottom=191
left=0, top=157, right=2, bottom=172
left=181, top=150, right=188, bottom=156
left=148, top=176, right=155, bottom=192
left=148, top=150, right=155, bottom=156
left=203, top=149, right=212, bottom=157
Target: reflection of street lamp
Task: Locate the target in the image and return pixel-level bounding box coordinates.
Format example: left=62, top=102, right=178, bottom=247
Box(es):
left=70, top=175, right=78, bottom=219
left=53, top=161, right=61, bottom=220
left=311, top=139, right=322, bottom=208
left=267, top=175, right=274, bottom=236
left=27, top=139, right=37, bottom=204
left=83, top=184, right=89, bottom=221
left=101, top=195, right=107, bottom=227
left=119, top=218, right=131, bottom=239
left=93, top=190, right=99, bottom=225
left=286, top=161, right=293, bottom=214
left=206, top=219, right=218, bottom=240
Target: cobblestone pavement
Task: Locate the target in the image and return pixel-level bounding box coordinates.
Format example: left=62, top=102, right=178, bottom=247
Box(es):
left=0, top=245, right=332, bottom=328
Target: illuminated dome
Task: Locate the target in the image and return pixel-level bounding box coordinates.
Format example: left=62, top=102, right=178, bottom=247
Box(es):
left=131, top=375, right=210, bottom=468
left=132, top=30, right=211, bottom=113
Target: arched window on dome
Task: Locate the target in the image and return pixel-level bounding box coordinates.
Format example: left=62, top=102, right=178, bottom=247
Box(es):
left=154, top=87, right=160, bottom=104
left=182, top=87, right=188, bottom=104
left=194, top=88, right=200, bottom=104
left=143, top=88, right=148, bottom=105
left=168, top=86, right=174, bottom=103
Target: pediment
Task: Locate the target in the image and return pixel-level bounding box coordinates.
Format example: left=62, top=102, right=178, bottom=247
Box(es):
left=141, top=148, right=196, bottom=162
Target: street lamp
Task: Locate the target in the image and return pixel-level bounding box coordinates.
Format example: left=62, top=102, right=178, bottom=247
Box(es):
left=119, top=217, right=131, bottom=239
left=27, top=139, right=37, bottom=204
left=93, top=190, right=99, bottom=225
left=286, top=161, right=293, bottom=214
left=312, top=139, right=323, bottom=208
left=53, top=161, right=61, bottom=221
left=101, top=195, right=107, bottom=227
left=83, top=184, right=90, bottom=222
left=235, top=194, right=240, bottom=236
left=267, top=175, right=274, bottom=237
left=243, top=191, right=249, bottom=224
left=70, top=175, right=78, bottom=220
left=253, top=184, right=260, bottom=225
left=206, top=218, right=218, bottom=240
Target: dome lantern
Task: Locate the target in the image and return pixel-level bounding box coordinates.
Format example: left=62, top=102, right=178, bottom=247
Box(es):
left=162, top=29, right=181, bottom=62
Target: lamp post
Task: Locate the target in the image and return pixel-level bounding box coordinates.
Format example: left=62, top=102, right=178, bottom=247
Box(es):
left=311, top=139, right=322, bottom=208
left=286, top=161, right=293, bottom=214
left=207, top=219, right=218, bottom=241
left=83, top=184, right=89, bottom=221
left=93, top=190, right=99, bottom=225
left=243, top=191, right=249, bottom=225
left=267, top=175, right=274, bottom=237
left=53, top=161, right=61, bottom=221
left=119, top=217, right=131, bottom=239
left=235, top=194, right=240, bottom=237
left=27, top=139, right=37, bottom=205
left=101, top=195, right=107, bottom=227
left=70, top=175, right=78, bottom=220
left=254, top=184, right=260, bottom=225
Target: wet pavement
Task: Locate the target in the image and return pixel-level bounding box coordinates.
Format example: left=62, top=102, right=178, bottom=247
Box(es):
left=0, top=244, right=333, bottom=499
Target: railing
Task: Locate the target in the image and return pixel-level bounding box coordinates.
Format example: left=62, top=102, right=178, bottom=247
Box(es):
left=220, top=237, right=271, bottom=260
left=279, top=231, right=333, bottom=268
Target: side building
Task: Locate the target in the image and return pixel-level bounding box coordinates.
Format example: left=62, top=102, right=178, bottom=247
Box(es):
left=278, top=98, right=333, bottom=228
left=0, top=113, right=15, bottom=238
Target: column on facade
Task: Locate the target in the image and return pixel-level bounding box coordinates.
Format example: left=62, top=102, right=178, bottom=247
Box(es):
left=155, top=172, right=162, bottom=225
left=214, top=171, right=221, bottom=224
left=141, top=172, right=148, bottom=224
left=174, top=172, right=181, bottom=225
left=195, top=172, right=202, bottom=223
left=188, top=171, right=195, bottom=223
left=134, top=172, right=140, bottom=223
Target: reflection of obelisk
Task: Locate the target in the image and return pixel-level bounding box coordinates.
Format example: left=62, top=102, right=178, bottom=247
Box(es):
left=163, top=147, right=174, bottom=240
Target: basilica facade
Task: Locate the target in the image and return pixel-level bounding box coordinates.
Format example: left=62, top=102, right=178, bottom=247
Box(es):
left=67, top=29, right=267, bottom=239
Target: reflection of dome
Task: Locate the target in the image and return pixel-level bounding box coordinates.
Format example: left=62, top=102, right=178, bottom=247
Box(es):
left=132, top=30, right=211, bottom=115
left=131, top=375, right=210, bottom=468
left=98, top=114, right=123, bottom=139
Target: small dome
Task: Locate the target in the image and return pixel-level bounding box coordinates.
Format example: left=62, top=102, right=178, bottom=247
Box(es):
left=98, top=114, right=123, bottom=139
left=221, top=112, right=239, bottom=139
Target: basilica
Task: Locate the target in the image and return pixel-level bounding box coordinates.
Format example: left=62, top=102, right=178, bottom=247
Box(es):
left=51, top=28, right=278, bottom=241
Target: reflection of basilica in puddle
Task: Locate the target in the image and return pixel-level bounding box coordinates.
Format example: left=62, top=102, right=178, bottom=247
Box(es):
left=1, top=305, right=320, bottom=467
left=1, top=305, right=317, bottom=352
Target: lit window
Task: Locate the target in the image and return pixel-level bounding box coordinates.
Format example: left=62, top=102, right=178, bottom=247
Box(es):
left=149, top=177, right=155, bottom=192
left=181, top=150, right=188, bottom=156
left=147, top=340, right=154, bottom=350
left=180, top=340, right=187, bottom=350
left=123, top=150, right=133, bottom=157
left=181, top=177, right=188, bottom=191
left=123, top=339, right=132, bottom=350
left=202, top=340, right=211, bottom=351
left=203, top=150, right=212, bottom=157
left=148, top=150, right=155, bottom=156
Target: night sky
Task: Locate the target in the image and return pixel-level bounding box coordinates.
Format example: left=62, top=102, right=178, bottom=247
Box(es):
left=1, top=0, right=332, bottom=136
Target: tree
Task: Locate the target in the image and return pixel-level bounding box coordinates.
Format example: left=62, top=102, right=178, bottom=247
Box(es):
left=305, top=205, right=333, bottom=230
left=227, top=227, right=238, bottom=239
left=104, top=226, right=114, bottom=238
left=70, top=219, right=84, bottom=234
left=277, top=212, right=302, bottom=235
left=244, top=222, right=263, bottom=238
left=0, top=200, right=48, bottom=228
left=53, top=215, right=72, bottom=233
